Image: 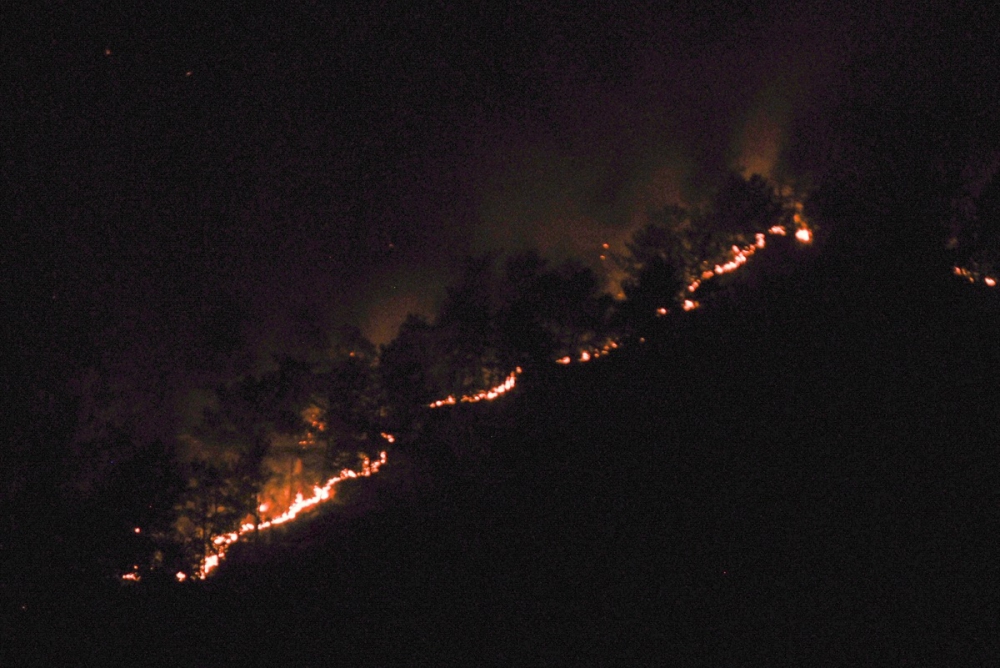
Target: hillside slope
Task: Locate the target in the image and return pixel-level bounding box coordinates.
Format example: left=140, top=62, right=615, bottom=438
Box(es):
left=7, top=260, right=998, bottom=665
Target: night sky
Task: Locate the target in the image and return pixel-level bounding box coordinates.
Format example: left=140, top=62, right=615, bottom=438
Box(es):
left=4, top=1, right=990, bottom=439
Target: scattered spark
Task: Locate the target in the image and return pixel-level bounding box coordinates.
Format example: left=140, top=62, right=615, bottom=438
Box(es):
left=133, top=527, right=141, bottom=534
left=954, top=266, right=997, bottom=287
left=656, top=307, right=669, bottom=316
left=175, top=571, right=187, bottom=582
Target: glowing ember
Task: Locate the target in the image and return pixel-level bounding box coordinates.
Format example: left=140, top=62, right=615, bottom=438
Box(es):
left=429, top=370, right=519, bottom=407
left=380, top=432, right=396, bottom=443
left=175, top=571, right=187, bottom=582
left=795, top=228, right=813, bottom=243
left=656, top=307, right=669, bottom=316
left=683, top=299, right=699, bottom=311
left=556, top=356, right=572, bottom=365
left=954, top=266, right=997, bottom=287
left=769, top=225, right=787, bottom=235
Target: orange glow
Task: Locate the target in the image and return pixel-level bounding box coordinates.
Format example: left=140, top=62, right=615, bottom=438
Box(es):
left=175, top=571, right=187, bottom=582
left=795, top=228, right=812, bottom=243
left=985, top=277, right=997, bottom=287
left=683, top=299, right=699, bottom=311
left=381, top=432, right=396, bottom=443
left=133, top=527, right=141, bottom=534
left=195, top=449, right=388, bottom=579
left=656, top=307, right=669, bottom=316
left=769, top=225, right=787, bottom=236
left=429, top=395, right=457, bottom=408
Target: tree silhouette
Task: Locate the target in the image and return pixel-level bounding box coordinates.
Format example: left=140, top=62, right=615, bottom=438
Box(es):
left=379, top=313, right=438, bottom=432
left=497, top=251, right=610, bottom=366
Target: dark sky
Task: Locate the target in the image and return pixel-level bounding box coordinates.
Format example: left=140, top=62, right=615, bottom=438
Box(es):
left=5, top=0, right=893, bottom=435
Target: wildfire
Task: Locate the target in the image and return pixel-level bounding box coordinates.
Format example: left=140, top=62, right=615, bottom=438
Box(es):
left=679, top=220, right=813, bottom=310
left=429, top=369, right=520, bottom=408
left=188, top=450, right=388, bottom=579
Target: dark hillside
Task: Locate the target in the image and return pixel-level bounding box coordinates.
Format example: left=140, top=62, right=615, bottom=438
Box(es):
left=7, top=260, right=998, bottom=665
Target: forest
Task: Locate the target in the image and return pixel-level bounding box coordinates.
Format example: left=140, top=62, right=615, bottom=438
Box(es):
left=4, top=2, right=999, bottom=663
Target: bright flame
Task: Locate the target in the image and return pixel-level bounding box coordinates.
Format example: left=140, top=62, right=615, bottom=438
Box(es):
left=795, top=228, right=812, bottom=243
left=190, top=449, right=389, bottom=579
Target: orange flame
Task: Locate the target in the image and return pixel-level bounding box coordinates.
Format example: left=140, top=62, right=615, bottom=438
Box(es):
left=190, top=449, right=388, bottom=579
left=429, top=369, right=519, bottom=408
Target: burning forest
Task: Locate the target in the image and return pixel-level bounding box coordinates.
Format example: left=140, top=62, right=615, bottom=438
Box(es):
left=6, top=4, right=999, bottom=662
